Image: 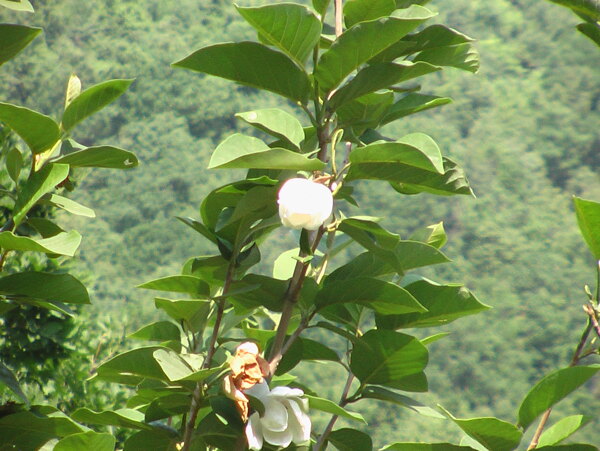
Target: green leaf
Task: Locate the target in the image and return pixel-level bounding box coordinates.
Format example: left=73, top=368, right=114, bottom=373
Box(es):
left=547, top=0, right=600, bottom=20
left=338, top=91, right=395, bottom=131
left=0, top=272, right=89, bottom=304
left=0, top=408, right=86, bottom=450
left=381, top=93, right=452, bottom=124
left=414, top=42, right=479, bottom=73
left=71, top=408, right=151, bottom=431
left=329, top=61, right=440, bottom=110
left=0, top=362, right=27, bottom=404
left=0, top=0, right=34, bottom=12
left=124, top=429, right=180, bottom=451
left=349, top=132, right=445, bottom=174
left=230, top=274, right=288, bottom=312
left=54, top=431, right=116, bottom=451
left=388, top=157, right=474, bottom=196
left=573, top=197, right=600, bottom=259
left=361, top=386, right=444, bottom=419
left=93, top=346, right=171, bottom=385
left=53, top=145, right=138, bottom=169
left=439, top=406, right=523, bottom=451
left=382, top=444, right=477, bottom=451
left=62, top=79, right=134, bottom=132
left=237, top=3, right=322, bottom=65
left=13, top=163, right=69, bottom=227
left=273, top=248, right=300, bottom=280
left=338, top=216, right=400, bottom=249
left=236, top=109, right=305, bottom=150
left=209, top=134, right=323, bottom=171
left=344, top=0, right=396, bottom=28
left=129, top=321, right=181, bottom=342
left=137, top=275, right=210, bottom=297
left=314, top=5, right=436, bottom=92
left=177, top=217, right=217, bottom=244
left=316, top=277, right=427, bottom=315
left=421, top=332, right=450, bottom=346
left=0, top=102, right=60, bottom=154
left=152, top=348, right=194, bottom=381
left=312, top=0, right=331, bottom=16
left=328, top=428, right=373, bottom=451
left=518, top=365, right=600, bottom=430
left=42, top=194, right=95, bottom=218
left=27, top=218, right=65, bottom=238
left=154, top=298, right=211, bottom=323
left=537, top=415, right=592, bottom=447
left=173, top=42, right=311, bottom=103
left=577, top=22, right=600, bottom=47
left=0, top=24, right=39, bottom=66
left=409, top=222, right=447, bottom=249
left=376, top=279, right=490, bottom=329
left=350, top=330, right=428, bottom=388
left=6, top=147, right=23, bottom=183
left=0, top=231, right=81, bottom=256
left=306, top=395, right=366, bottom=423
left=536, top=446, right=598, bottom=451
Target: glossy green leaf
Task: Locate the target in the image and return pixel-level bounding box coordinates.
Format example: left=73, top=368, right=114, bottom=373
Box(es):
left=409, top=222, right=447, bottom=249
left=62, top=79, right=134, bottom=132
left=349, top=132, right=445, bottom=174
left=350, top=330, right=428, bottom=387
left=237, top=3, right=321, bottom=64
left=53, top=145, right=138, bottom=169
left=328, top=428, right=373, bottom=451
left=71, top=408, right=151, bottom=430
left=344, top=0, right=396, bottom=27
left=382, top=444, right=477, bottom=451
left=154, top=298, right=211, bottom=325
left=314, top=5, right=436, bottom=92
left=577, top=22, right=600, bottom=47
left=329, top=61, right=440, bottom=110
left=0, top=272, right=89, bottom=304
left=0, top=408, right=86, bottom=450
left=173, top=42, right=310, bottom=103
left=0, top=231, right=81, bottom=256
left=518, top=365, right=600, bottom=430
left=316, top=277, right=427, bottom=314
left=6, top=147, right=23, bottom=183
left=338, top=216, right=400, bottom=249
left=306, top=395, right=366, bottom=423
left=537, top=415, right=592, bottom=447
left=93, top=346, right=171, bottom=385
left=0, top=102, right=60, bottom=154
left=152, top=348, right=194, bottom=381
left=376, top=279, right=489, bottom=329
left=236, top=109, right=305, bottom=150
left=439, top=406, right=522, bottom=451
left=42, top=194, right=95, bottom=217
left=177, top=217, right=217, bottom=244
left=327, top=252, right=394, bottom=281
left=137, top=275, right=210, bottom=297
left=414, top=42, right=479, bottom=73
left=0, top=24, right=39, bottom=66
left=388, top=157, right=474, bottom=196
left=0, top=362, right=27, bottom=403
left=381, top=94, right=452, bottom=124
left=129, top=321, right=181, bottom=342
left=13, top=163, right=69, bottom=227
left=54, top=431, right=115, bottom=451
left=361, top=386, right=444, bottom=418
left=573, top=197, right=600, bottom=259
left=209, top=134, right=323, bottom=170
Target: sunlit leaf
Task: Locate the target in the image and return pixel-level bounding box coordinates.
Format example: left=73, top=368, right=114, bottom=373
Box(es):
left=537, top=415, right=592, bottom=447
left=0, top=272, right=89, bottom=304
left=0, top=231, right=81, bottom=256
left=344, top=0, right=396, bottom=28
left=53, top=145, right=138, bottom=169
left=71, top=408, right=151, bottom=430
left=306, top=395, right=366, bottom=423
left=0, top=103, right=60, bottom=155
left=573, top=196, right=600, bottom=259
left=236, top=109, right=305, bottom=150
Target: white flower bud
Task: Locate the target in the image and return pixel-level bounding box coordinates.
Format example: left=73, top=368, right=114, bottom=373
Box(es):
left=277, top=178, right=333, bottom=231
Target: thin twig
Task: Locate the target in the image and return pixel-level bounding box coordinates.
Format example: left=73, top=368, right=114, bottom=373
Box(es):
left=334, top=0, right=343, bottom=37
left=527, top=408, right=552, bottom=450
left=583, top=304, right=600, bottom=340
left=314, top=373, right=355, bottom=451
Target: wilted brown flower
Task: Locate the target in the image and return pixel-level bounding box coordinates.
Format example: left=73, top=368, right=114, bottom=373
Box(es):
left=223, top=342, right=270, bottom=421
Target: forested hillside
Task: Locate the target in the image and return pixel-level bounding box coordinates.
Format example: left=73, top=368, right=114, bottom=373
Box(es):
left=1, top=0, right=599, bottom=447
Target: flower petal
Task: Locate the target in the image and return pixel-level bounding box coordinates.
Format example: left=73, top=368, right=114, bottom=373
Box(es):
left=270, top=386, right=304, bottom=398
left=283, top=398, right=311, bottom=443
left=262, top=424, right=293, bottom=448
left=246, top=412, right=264, bottom=450
left=245, top=380, right=270, bottom=399
left=261, top=398, right=288, bottom=432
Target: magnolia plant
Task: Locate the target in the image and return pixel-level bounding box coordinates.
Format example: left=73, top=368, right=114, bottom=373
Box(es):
left=0, top=0, right=599, bottom=450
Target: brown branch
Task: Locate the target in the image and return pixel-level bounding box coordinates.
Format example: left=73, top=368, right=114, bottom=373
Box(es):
left=583, top=303, right=600, bottom=340
left=314, top=373, right=355, bottom=451
left=527, top=408, right=552, bottom=450
left=334, top=0, right=343, bottom=37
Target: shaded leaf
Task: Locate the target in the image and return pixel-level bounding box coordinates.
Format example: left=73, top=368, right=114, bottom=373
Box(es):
left=237, top=3, right=321, bottom=64
left=360, top=386, right=444, bottom=418
left=329, top=428, right=373, bottom=451
left=123, top=429, right=179, bottom=451
left=154, top=298, right=211, bottom=323
left=577, top=22, right=600, bottom=47
left=306, top=395, right=366, bottom=423
left=381, top=93, right=452, bottom=124
left=0, top=24, right=40, bottom=66
left=414, top=42, right=479, bottom=73
left=0, top=272, right=89, bottom=304
left=573, top=196, right=600, bottom=259
left=0, top=102, right=60, bottom=154
left=409, top=222, right=447, bottom=249
left=382, top=444, right=477, bottom=450
left=53, top=145, right=138, bottom=169
left=93, top=346, right=171, bottom=385
left=71, top=408, right=151, bottom=431
left=129, top=321, right=181, bottom=343
left=62, top=79, right=134, bottom=132
left=518, top=365, right=600, bottom=430
left=0, top=362, right=27, bottom=404
left=54, top=431, right=115, bottom=451
left=6, top=147, right=23, bottom=183
left=344, top=0, right=396, bottom=27
left=547, top=0, right=600, bottom=20
left=137, top=275, right=210, bottom=297
left=173, top=42, right=310, bottom=103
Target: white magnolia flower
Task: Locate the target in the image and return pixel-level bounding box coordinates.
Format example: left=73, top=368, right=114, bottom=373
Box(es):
left=277, top=178, right=333, bottom=230
left=244, top=381, right=311, bottom=450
